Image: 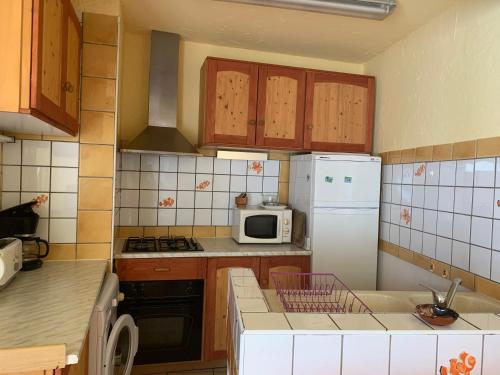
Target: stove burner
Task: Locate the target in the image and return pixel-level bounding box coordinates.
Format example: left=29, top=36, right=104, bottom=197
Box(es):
left=123, top=236, right=203, bottom=253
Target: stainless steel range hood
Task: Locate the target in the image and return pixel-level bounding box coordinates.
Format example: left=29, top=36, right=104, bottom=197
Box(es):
left=121, top=31, right=200, bottom=156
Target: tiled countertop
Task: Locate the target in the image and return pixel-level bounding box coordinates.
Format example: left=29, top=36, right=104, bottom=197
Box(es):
left=0, top=260, right=108, bottom=365
left=113, top=237, right=312, bottom=258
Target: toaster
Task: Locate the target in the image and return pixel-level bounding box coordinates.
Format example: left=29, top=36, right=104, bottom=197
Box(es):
left=0, top=238, right=22, bottom=287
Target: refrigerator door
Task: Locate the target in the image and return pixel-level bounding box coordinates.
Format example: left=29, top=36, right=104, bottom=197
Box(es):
left=312, top=158, right=381, bottom=208
left=310, top=207, right=379, bottom=290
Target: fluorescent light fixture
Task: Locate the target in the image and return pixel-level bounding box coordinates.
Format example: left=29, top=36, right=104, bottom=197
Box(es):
left=0, top=135, right=15, bottom=143
left=217, top=0, right=396, bottom=20
left=217, top=150, right=268, bottom=160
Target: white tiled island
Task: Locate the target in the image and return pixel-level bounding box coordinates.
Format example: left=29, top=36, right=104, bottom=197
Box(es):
left=227, top=268, right=500, bottom=375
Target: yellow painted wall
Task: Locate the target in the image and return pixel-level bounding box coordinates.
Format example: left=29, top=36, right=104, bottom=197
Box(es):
left=119, top=31, right=364, bottom=144
left=365, top=0, right=500, bottom=153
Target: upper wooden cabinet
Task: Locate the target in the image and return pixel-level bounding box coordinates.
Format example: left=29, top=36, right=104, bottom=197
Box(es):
left=304, top=71, right=375, bottom=153
left=199, top=57, right=375, bottom=153
left=0, top=0, right=81, bottom=136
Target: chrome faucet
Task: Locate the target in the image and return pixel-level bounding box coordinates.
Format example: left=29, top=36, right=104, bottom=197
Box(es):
left=419, top=278, right=462, bottom=308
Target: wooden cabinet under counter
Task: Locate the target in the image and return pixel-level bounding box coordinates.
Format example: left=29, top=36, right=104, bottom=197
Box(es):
left=0, top=0, right=81, bottom=136
left=116, top=258, right=207, bottom=281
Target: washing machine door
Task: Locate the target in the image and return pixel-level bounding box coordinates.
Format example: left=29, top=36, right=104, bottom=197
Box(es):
left=103, top=314, right=138, bottom=375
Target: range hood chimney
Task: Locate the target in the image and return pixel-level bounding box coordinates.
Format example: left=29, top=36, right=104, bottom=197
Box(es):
left=121, top=31, right=200, bottom=156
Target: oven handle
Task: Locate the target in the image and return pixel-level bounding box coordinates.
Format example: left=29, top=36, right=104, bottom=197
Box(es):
left=154, top=267, right=171, bottom=272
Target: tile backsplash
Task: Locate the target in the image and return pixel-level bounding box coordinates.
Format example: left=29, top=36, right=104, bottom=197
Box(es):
left=380, top=157, right=500, bottom=284
left=1, top=140, right=79, bottom=243
left=116, top=153, right=283, bottom=227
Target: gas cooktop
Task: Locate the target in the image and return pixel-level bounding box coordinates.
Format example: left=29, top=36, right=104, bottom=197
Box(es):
left=123, top=236, right=204, bottom=253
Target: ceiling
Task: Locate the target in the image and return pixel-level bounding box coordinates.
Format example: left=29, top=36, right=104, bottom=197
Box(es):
left=121, top=0, right=456, bottom=63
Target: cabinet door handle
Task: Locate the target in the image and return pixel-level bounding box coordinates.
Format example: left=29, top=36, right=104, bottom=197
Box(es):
left=306, top=124, right=314, bottom=130
left=154, top=267, right=171, bottom=272
left=248, top=119, right=256, bottom=126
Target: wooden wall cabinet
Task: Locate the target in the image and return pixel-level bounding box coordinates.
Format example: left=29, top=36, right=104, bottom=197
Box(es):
left=199, top=57, right=375, bottom=153
left=0, top=0, right=81, bottom=136
left=259, top=255, right=311, bottom=289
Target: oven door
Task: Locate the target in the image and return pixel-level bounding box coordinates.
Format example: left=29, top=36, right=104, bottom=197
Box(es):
left=104, top=314, right=138, bottom=375
left=123, top=299, right=203, bottom=364
left=242, top=213, right=281, bottom=243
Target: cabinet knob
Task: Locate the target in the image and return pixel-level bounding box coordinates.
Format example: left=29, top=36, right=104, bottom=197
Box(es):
left=63, top=81, right=74, bottom=93
left=306, top=124, right=314, bottom=130
left=248, top=119, right=256, bottom=126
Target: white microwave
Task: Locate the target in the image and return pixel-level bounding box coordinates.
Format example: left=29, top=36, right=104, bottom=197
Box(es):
left=232, top=208, right=292, bottom=244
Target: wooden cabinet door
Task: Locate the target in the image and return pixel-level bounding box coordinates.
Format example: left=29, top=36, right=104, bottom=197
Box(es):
left=31, top=0, right=66, bottom=124
left=202, top=58, right=258, bottom=146
left=256, top=65, right=306, bottom=149
left=304, top=71, right=375, bottom=153
left=204, top=257, right=260, bottom=360
left=62, top=0, right=81, bottom=131
left=259, top=256, right=311, bottom=289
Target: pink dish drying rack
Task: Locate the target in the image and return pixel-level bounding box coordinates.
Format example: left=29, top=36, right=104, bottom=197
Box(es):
left=271, top=272, right=372, bottom=314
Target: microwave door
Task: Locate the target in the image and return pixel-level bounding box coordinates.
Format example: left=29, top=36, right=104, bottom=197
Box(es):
left=243, top=214, right=279, bottom=242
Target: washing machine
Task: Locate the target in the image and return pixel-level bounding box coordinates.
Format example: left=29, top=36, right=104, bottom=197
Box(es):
left=89, top=273, right=138, bottom=375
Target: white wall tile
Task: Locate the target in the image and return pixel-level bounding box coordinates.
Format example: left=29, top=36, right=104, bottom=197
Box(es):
left=422, top=233, right=437, bottom=258
left=21, top=166, right=50, bottom=191
left=411, top=208, right=424, bottom=230
left=231, top=160, right=247, bottom=175
left=452, top=240, right=470, bottom=270
left=391, top=184, right=402, bottom=204
left=474, top=158, right=495, bottom=187
left=159, top=172, right=177, bottom=190
left=22, top=140, right=51, bottom=166
left=1, top=192, right=20, bottom=209
left=382, top=165, right=392, bottom=184
left=196, top=157, right=213, bottom=173
left=177, top=191, right=195, bottom=208
left=178, top=156, right=196, bottom=173
left=437, top=211, right=453, bottom=237
left=438, top=186, right=454, bottom=212
left=410, top=230, right=423, bottom=252
left=491, top=251, right=500, bottom=283
left=195, top=174, right=213, bottom=191
left=50, top=193, right=77, bottom=218
left=436, top=236, right=452, bottom=264
left=483, top=335, right=500, bottom=375
left=382, top=183, right=391, bottom=203
left=176, top=208, right=194, bottom=225
left=426, top=162, right=440, bottom=185
left=381, top=203, right=390, bottom=222
left=213, top=192, right=229, bottom=209
left=20, top=192, right=49, bottom=218
left=439, top=161, right=456, bottom=186
left=212, top=209, right=229, bottom=226
left=121, top=153, right=140, bottom=170
left=157, top=209, right=176, bottom=226
left=494, top=189, right=500, bottom=219
left=390, top=204, right=400, bottom=224
left=453, top=214, right=471, bottom=243
left=119, top=208, right=138, bottom=226
left=456, top=159, right=474, bottom=186
left=389, top=224, right=399, bottom=245
left=159, top=155, right=178, bottom=172
left=177, top=173, right=195, bottom=190
left=470, top=245, right=491, bottom=278
left=139, top=190, right=159, bottom=208
left=454, top=187, right=473, bottom=214
left=402, top=164, right=413, bottom=184
left=139, top=208, right=157, bottom=226
left=51, top=142, right=79, bottom=167
left=401, top=185, right=412, bottom=206
left=400, top=206, right=411, bottom=227
left=392, top=164, right=402, bottom=183
left=2, top=166, right=21, bottom=191
left=342, top=335, right=389, bottom=375
left=380, top=222, right=390, bottom=241
left=51, top=167, right=78, bottom=192
left=158, top=191, right=176, bottom=208
left=139, top=172, right=159, bottom=190
left=247, top=160, right=264, bottom=176
left=2, top=141, right=21, bottom=165
left=400, top=227, right=411, bottom=248
left=424, top=186, right=438, bottom=209
left=493, top=220, right=500, bottom=251
left=390, top=335, right=437, bottom=375
left=49, top=218, right=76, bottom=243
left=140, top=154, right=159, bottom=171
left=214, top=158, right=231, bottom=174
left=213, top=174, right=230, bottom=191
left=243, top=334, right=293, bottom=375
left=120, top=171, right=140, bottom=189
left=470, top=216, right=492, bottom=248
left=121, top=190, right=139, bottom=207
left=230, top=175, right=246, bottom=192
left=247, top=176, right=263, bottom=192
left=264, top=160, right=280, bottom=176
left=194, top=209, right=212, bottom=225
left=195, top=191, right=212, bottom=208
left=412, top=185, right=425, bottom=207
left=263, top=176, right=279, bottom=192
left=413, top=163, right=426, bottom=185
left=436, top=335, right=482, bottom=375
left=423, top=209, right=437, bottom=234
left=473, top=188, right=494, bottom=217
left=293, top=335, right=341, bottom=375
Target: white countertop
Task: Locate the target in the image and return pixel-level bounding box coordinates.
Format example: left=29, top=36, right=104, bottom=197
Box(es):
left=113, top=237, right=312, bottom=258
left=0, top=260, right=108, bottom=365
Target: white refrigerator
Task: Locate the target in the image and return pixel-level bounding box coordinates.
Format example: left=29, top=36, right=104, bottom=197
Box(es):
left=289, top=154, right=381, bottom=290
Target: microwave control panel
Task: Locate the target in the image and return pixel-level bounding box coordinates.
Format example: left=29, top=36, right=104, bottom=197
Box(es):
left=282, top=210, right=292, bottom=243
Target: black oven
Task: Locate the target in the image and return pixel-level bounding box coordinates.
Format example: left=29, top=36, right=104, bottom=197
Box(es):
left=118, top=280, right=203, bottom=365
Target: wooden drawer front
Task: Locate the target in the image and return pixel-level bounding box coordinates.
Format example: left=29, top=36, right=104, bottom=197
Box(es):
left=116, top=258, right=207, bottom=281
